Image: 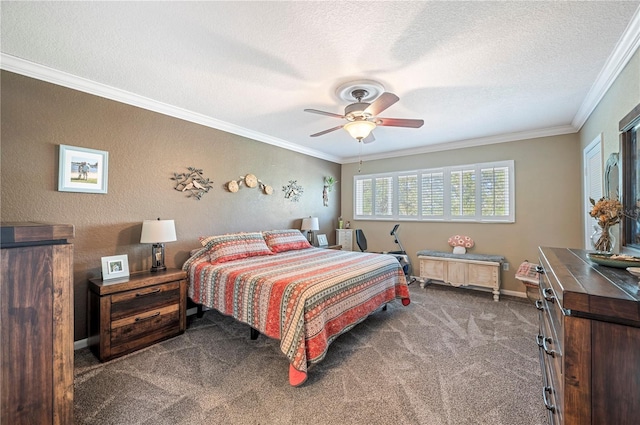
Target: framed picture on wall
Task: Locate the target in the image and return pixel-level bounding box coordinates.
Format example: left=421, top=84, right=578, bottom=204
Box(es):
left=58, top=144, right=109, bottom=193
left=101, top=254, right=129, bottom=281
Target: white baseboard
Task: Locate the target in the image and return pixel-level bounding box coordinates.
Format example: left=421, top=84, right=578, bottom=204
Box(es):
left=74, top=307, right=203, bottom=350
left=74, top=338, right=89, bottom=350
left=413, top=277, right=527, bottom=299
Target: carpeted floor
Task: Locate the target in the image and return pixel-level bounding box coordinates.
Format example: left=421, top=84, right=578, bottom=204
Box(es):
left=74, top=284, right=548, bottom=425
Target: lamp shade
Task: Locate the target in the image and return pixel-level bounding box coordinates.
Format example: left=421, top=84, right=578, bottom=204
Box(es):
left=300, top=217, right=319, bottom=232
left=344, top=120, right=376, bottom=140
left=140, top=219, right=177, bottom=243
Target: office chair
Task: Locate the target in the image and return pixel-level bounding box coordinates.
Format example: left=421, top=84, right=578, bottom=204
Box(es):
left=355, top=229, right=367, bottom=252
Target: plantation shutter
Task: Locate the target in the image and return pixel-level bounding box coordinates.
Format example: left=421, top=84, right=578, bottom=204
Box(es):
left=374, top=176, right=393, bottom=216
left=451, top=168, right=476, bottom=217
left=398, top=174, right=418, bottom=217
left=421, top=172, right=444, bottom=217
left=481, top=165, right=510, bottom=217
left=355, top=177, right=373, bottom=216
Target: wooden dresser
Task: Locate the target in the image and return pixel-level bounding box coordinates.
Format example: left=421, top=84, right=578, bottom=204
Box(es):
left=537, top=247, right=640, bottom=425
left=1, top=222, right=74, bottom=425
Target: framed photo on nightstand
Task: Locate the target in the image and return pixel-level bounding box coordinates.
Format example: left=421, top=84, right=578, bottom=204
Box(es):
left=101, top=254, right=129, bottom=281
left=317, top=234, right=328, bottom=248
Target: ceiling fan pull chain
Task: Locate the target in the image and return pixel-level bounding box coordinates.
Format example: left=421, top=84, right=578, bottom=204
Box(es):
left=358, top=140, right=363, bottom=173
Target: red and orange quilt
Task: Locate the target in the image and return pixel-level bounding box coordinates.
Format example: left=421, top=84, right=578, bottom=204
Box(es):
left=183, top=247, right=410, bottom=385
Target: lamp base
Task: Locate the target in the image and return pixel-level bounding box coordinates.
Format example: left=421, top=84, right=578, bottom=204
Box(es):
left=150, top=243, right=167, bottom=273
left=150, top=265, right=167, bottom=273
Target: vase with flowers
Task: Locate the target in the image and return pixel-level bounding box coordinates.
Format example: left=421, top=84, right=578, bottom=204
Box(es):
left=589, top=197, right=623, bottom=253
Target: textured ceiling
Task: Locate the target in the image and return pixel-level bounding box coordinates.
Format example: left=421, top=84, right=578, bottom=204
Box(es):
left=2, top=1, right=640, bottom=163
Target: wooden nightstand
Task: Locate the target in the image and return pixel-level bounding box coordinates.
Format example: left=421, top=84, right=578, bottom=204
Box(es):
left=88, top=268, right=187, bottom=361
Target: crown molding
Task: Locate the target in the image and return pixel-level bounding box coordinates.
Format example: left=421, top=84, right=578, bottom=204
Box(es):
left=341, top=124, right=577, bottom=164
left=0, top=53, right=342, bottom=164
left=572, top=5, right=640, bottom=129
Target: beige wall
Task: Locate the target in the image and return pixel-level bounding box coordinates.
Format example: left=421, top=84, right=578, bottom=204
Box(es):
left=579, top=48, right=640, bottom=253
left=0, top=71, right=341, bottom=341
left=341, top=133, right=583, bottom=295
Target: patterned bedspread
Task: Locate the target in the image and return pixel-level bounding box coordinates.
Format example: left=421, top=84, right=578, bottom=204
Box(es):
left=183, top=247, right=410, bottom=385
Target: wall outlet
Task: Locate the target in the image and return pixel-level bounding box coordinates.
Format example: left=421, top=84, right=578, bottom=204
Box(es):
left=502, top=262, right=510, bottom=271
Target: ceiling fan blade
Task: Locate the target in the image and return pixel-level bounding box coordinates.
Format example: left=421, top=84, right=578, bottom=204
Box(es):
left=362, top=132, right=376, bottom=144
left=376, top=118, right=424, bottom=128
left=304, top=109, right=345, bottom=119
left=310, top=125, right=344, bottom=137
left=364, top=92, right=399, bottom=116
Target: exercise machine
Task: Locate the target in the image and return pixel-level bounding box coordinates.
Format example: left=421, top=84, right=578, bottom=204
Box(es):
left=355, top=224, right=416, bottom=284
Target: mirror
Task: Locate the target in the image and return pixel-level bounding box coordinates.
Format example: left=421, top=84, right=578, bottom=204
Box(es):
left=604, top=152, right=619, bottom=200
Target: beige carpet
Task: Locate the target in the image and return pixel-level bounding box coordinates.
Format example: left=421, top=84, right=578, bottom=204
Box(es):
left=74, top=284, right=548, bottom=425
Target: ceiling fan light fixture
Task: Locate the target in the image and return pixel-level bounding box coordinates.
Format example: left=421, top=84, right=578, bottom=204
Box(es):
left=344, top=120, right=376, bottom=140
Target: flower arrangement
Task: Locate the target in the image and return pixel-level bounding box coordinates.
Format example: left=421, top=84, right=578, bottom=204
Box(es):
left=589, top=197, right=623, bottom=252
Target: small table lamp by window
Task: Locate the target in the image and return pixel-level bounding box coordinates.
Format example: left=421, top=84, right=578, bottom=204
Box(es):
left=140, top=218, right=177, bottom=272
left=301, top=216, right=319, bottom=245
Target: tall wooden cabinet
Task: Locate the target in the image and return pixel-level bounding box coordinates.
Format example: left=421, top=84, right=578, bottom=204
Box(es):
left=537, top=247, right=640, bottom=425
left=1, top=222, right=75, bottom=425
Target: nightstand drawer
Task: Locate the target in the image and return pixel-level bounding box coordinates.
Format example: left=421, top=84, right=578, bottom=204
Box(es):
left=110, top=304, right=180, bottom=354
left=111, top=281, right=180, bottom=321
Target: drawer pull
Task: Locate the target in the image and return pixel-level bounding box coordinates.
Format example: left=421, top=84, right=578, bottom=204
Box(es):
left=536, top=334, right=557, bottom=357
left=134, top=311, right=161, bottom=322
left=136, top=288, right=161, bottom=297
left=535, top=300, right=544, bottom=310
left=543, top=287, right=555, bottom=303
left=542, top=386, right=556, bottom=413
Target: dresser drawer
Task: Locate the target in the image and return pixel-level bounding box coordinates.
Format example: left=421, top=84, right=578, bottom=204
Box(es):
left=539, top=273, right=564, bottom=347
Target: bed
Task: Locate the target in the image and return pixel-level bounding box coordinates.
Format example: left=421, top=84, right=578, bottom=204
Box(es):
left=182, top=229, right=410, bottom=386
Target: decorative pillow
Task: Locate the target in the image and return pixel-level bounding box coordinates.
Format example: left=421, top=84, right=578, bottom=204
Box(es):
left=199, top=232, right=273, bottom=263
left=263, top=229, right=313, bottom=253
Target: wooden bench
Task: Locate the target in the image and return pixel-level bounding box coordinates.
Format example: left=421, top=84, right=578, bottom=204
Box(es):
left=417, top=250, right=505, bottom=301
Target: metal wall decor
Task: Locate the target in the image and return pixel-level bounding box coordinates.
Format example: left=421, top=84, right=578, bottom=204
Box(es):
left=282, top=180, right=303, bottom=202
left=171, top=167, right=214, bottom=200
left=226, top=174, right=273, bottom=195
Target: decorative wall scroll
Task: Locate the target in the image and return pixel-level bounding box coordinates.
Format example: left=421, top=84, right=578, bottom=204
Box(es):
left=282, top=180, right=303, bottom=202
left=323, top=176, right=338, bottom=207
left=171, top=167, right=214, bottom=200
left=226, top=173, right=273, bottom=195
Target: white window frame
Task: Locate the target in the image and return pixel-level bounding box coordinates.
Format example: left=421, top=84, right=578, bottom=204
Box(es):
left=353, top=160, right=515, bottom=223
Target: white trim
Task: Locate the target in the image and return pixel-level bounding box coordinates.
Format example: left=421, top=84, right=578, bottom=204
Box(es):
left=74, top=338, right=89, bottom=350
left=419, top=280, right=527, bottom=299
left=342, top=125, right=576, bottom=164
left=583, top=134, right=603, bottom=249
left=572, top=6, right=640, bottom=129
left=500, top=289, right=527, bottom=299
left=0, top=54, right=342, bottom=164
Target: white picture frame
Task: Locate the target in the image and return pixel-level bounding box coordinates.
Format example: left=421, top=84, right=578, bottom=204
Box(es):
left=317, top=234, right=328, bottom=247
left=58, top=144, right=109, bottom=194
left=101, top=254, right=130, bottom=281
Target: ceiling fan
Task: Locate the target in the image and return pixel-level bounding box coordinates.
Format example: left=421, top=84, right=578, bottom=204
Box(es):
left=304, top=88, right=424, bottom=144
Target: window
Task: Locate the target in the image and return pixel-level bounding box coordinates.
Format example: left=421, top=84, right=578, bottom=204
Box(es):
left=353, top=160, right=514, bottom=222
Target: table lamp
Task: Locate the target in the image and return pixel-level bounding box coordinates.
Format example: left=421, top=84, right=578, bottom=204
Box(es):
left=140, top=218, right=176, bottom=272
left=301, top=216, right=319, bottom=245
